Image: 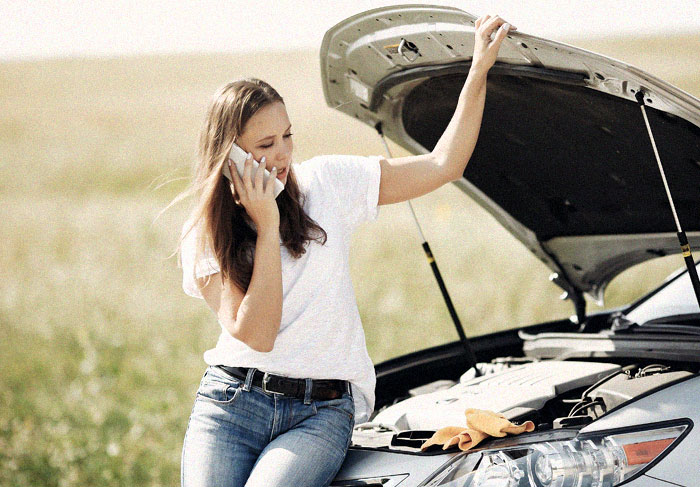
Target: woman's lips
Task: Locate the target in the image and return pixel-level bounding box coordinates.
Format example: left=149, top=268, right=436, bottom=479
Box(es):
left=276, top=167, right=288, bottom=180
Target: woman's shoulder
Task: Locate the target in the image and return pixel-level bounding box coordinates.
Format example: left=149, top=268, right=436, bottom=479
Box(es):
left=180, top=217, right=215, bottom=263
left=295, top=154, right=382, bottom=186
left=298, top=153, right=382, bottom=166
left=180, top=215, right=202, bottom=244
left=294, top=155, right=354, bottom=197
left=294, top=154, right=383, bottom=227
left=292, top=156, right=334, bottom=193
left=179, top=216, right=220, bottom=298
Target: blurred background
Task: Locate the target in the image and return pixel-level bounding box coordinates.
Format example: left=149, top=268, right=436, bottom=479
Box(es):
left=2, top=1, right=699, bottom=485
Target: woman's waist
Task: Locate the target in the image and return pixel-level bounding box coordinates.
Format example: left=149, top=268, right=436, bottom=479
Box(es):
left=205, top=332, right=370, bottom=378
left=212, top=365, right=352, bottom=400
left=204, top=345, right=371, bottom=380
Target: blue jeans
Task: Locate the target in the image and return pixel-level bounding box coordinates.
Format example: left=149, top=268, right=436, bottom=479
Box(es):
left=181, top=365, right=355, bottom=487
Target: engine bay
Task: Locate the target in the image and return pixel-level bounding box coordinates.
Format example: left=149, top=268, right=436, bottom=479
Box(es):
left=351, top=358, right=695, bottom=452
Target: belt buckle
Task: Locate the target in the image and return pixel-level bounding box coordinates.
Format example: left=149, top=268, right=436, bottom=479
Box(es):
left=262, top=372, right=284, bottom=395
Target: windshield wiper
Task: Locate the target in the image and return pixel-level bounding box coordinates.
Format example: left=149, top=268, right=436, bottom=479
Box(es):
left=645, top=313, right=700, bottom=328
left=638, top=324, right=700, bottom=336
left=612, top=312, right=700, bottom=336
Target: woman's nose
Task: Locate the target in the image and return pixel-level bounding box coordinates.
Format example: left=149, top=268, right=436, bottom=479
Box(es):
left=276, top=146, right=291, bottom=163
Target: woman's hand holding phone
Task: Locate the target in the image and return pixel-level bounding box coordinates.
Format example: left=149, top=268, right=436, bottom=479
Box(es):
left=229, top=153, right=280, bottom=233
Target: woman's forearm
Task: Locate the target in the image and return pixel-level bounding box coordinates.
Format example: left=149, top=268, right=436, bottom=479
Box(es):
left=431, top=67, right=488, bottom=180
left=376, top=67, right=491, bottom=205
left=431, top=15, right=514, bottom=180
left=227, top=228, right=283, bottom=352
left=376, top=18, right=513, bottom=205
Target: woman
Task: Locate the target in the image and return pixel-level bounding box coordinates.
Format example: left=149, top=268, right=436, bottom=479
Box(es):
left=179, top=14, right=515, bottom=487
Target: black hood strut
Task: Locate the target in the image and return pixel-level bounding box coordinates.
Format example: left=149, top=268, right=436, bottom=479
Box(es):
left=375, top=123, right=481, bottom=376
left=636, top=90, right=700, bottom=308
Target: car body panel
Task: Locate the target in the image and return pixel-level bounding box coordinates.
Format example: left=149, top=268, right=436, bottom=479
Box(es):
left=521, top=331, right=700, bottom=362
left=321, top=4, right=700, bottom=304
left=333, top=449, right=454, bottom=486
left=580, top=375, right=700, bottom=486
left=627, top=263, right=700, bottom=323
left=630, top=475, right=687, bottom=486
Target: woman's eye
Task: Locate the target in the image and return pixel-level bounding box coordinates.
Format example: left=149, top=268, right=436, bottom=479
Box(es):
left=259, top=134, right=291, bottom=148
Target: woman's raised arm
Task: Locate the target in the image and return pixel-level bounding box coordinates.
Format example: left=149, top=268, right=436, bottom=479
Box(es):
left=377, top=15, right=515, bottom=206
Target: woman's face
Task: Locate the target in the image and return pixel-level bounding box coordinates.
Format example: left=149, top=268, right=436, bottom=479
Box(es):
left=237, top=101, right=293, bottom=185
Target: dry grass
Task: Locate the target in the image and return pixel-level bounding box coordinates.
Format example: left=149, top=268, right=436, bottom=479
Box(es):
left=1, top=33, right=698, bottom=485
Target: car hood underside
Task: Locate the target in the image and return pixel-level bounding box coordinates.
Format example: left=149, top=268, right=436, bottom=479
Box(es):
left=320, top=4, right=700, bottom=303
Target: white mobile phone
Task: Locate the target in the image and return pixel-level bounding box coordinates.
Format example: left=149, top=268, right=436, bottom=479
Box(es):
left=223, top=142, right=285, bottom=198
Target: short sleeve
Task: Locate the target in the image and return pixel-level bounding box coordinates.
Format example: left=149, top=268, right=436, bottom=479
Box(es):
left=308, top=154, right=382, bottom=231
left=180, top=221, right=220, bottom=299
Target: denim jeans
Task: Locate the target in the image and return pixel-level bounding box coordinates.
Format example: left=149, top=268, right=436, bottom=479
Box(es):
left=181, top=365, right=355, bottom=487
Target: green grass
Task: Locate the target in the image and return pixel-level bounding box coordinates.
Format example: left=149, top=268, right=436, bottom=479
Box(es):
left=1, top=35, right=698, bottom=485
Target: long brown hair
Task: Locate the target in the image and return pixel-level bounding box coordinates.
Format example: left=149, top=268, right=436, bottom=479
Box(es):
left=178, top=78, right=326, bottom=291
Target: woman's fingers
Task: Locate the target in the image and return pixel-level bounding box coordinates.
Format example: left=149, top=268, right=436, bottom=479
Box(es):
left=243, top=152, right=254, bottom=193
left=229, top=159, right=245, bottom=203
left=228, top=150, right=277, bottom=228
left=265, top=167, right=278, bottom=195
left=471, top=13, right=516, bottom=72
left=474, top=14, right=489, bottom=29
left=254, top=156, right=266, bottom=193
left=481, top=15, right=506, bottom=39
left=491, top=22, right=510, bottom=47
left=476, top=14, right=517, bottom=41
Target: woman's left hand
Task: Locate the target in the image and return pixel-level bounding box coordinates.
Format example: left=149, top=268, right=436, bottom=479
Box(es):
left=471, top=14, right=517, bottom=73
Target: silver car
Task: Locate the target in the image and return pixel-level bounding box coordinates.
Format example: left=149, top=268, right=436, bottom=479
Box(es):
left=320, top=5, right=700, bottom=487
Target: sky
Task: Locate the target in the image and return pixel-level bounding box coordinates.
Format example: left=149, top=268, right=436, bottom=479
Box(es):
left=2, top=1, right=700, bottom=61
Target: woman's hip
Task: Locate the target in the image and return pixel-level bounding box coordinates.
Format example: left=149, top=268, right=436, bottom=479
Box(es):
left=181, top=365, right=355, bottom=486
left=185, top=365, right=354, bottom=437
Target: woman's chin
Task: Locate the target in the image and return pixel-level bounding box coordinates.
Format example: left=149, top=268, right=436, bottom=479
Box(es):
left=277, top=166, right=289, bottom=184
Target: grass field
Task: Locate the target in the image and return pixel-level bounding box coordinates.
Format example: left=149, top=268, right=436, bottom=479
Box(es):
left=1, top=34, right=699, bottom=485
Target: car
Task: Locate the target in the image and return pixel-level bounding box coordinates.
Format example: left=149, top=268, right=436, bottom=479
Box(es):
left=319, top=5, right=700, bottom=487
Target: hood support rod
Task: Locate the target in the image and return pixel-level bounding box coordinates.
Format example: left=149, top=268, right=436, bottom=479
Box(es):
left=636, top=91, right=700, bottom=308
left=375, top=123, right=480, bottom=375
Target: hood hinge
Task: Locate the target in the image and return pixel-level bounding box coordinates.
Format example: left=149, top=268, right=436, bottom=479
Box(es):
left=549, top=272, right=587, bottom=329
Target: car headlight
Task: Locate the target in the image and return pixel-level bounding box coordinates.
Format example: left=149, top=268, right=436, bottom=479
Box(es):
left=419, top=422, right=688, bottom=487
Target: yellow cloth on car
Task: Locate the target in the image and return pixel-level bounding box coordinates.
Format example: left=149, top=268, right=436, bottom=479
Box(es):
left=420, top=408, right=536, bottom=451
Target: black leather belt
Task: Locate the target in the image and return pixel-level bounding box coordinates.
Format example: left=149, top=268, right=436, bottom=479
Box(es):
left=215, top=365, right=351, bottom=401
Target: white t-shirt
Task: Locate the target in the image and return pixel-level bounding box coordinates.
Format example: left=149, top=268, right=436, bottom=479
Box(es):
left=180, top=154, right=383, bottom=423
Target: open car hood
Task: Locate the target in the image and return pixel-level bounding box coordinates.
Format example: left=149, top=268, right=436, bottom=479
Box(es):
left=321, top=4, right=700, bottom=304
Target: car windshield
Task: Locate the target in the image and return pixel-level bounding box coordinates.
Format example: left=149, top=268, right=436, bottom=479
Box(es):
left=626, top=261, right=700, bottom=325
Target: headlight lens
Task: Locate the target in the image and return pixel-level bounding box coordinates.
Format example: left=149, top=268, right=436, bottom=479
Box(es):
left=419, top=423, right=687, bottom=487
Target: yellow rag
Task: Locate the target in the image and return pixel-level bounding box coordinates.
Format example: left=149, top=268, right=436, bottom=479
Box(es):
left=420, top=408, right=535, bottom=451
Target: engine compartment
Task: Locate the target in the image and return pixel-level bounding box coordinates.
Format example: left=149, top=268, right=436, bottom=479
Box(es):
left=351, top=358, right=695, bottom=452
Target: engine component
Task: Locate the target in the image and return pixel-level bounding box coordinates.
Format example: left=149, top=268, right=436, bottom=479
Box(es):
left=590, top=369, right=692, bottom=411
left=553, top=415, right=593, bottom=429
left=372, top=361, right=620, bottom=430
left=409, top=379, right=457, bottom=397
